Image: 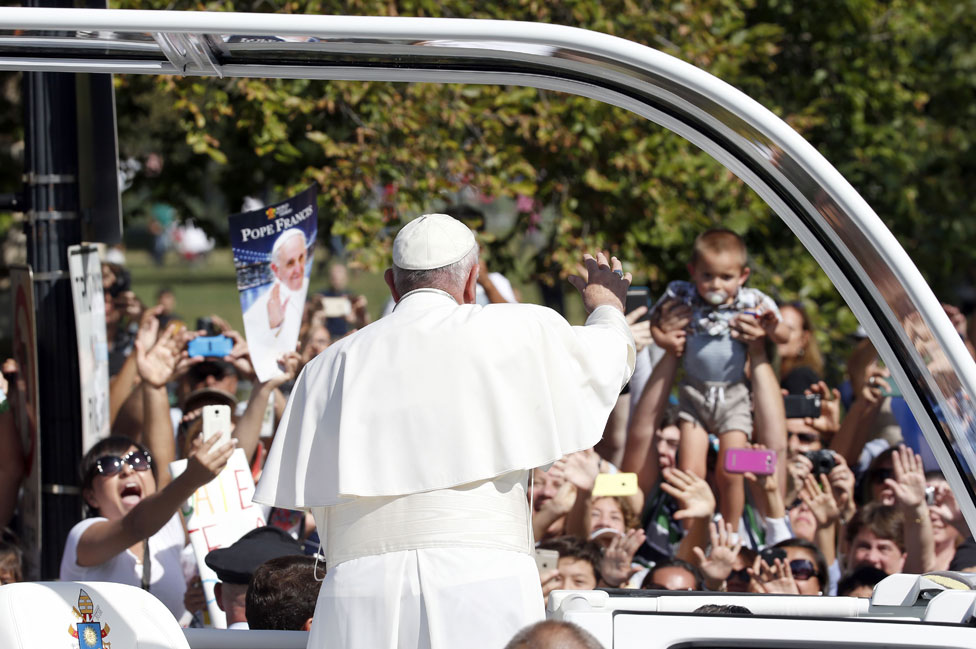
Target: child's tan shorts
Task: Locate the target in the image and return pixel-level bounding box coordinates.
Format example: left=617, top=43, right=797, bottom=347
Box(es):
left=677, top=378, right=752, bottom=438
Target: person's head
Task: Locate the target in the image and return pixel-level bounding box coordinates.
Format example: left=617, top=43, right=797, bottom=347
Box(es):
left=246, top=555, right=320, bottom=631
left=588, top=496, right=640, bottom=541
left=773, top=538, right=828, bottom=595
left=725, top=547, right=757, bottom=593
left=537, top=536, right=602, bottom=591
left=176, top=388, right=238, bottom=457
left=845, top=503, right=907, bottom=574
left=688, top=229, right=749, bottom=306
left=641, top=558, right=703, bottom=591
left=864, top=448, right=897, bottom=506
left=776, top=302, right=823, bottom=377
left=327, top=261, right=348, bottom=292
left=786, top=419, right=823, bottom=457
left=503, top=620, right=604, bottom=649
left=301, top=324, right=332, bottom=361
left=80, top=437, right=157, bottom=520
left=206, top=526, right=305, bottom=626
left=183, top=359, right=239, bottom=396
left=530, top=467, right=566, bottom=513
left=693, top=604, right=753, bottom=615
left=0, top=539, right=23, bottom=585
left=654, top=406, right=681, bottom=471
left=837, top=565, right=887, bottom=598
left=948, top=537, right=976, bottom=573
left=385, top=214, right=479, bottom=304
left=787, top=499, right=819, bottom=542
left=156, top=287, right=176, bottom=313
left=270, top=229, right=308, bottom=292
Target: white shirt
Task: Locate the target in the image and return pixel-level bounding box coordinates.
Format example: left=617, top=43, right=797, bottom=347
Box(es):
left=243, top=277, right=309, bottom=381
left=59, top=514, right=187, bottom=619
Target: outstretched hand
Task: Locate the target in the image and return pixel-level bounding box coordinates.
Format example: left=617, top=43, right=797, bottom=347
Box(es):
left=600, top=528, right=646, bottom=587
left=660, top=467, right=715, bottom=520
left=567, top=252, right=631, bottom=314
left=885, top=445, right=927, bottom=511
left=184, top=434, right=236, bottom=488
left=626, top=307, right=652, bottom=352
left=136, top=318, right=202, bottom=388
left=554, top=449, right=602, bottom=493
left=749, top=555, right=800, bottom=595
left=651, top=300, right=691, bottom=356
left=693, top=521, right=742, bottom=585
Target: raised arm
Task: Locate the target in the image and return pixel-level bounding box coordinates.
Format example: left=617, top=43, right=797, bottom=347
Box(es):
left=887, top=446, right=936, bottom=573
left=622, top=352, right=680, bottom=494
left=75, top=436, right=235, bottom=567
left=136, top=318, right=202, bottom=489
left=733, top=313, right=788, bottom=497
left=235, top=351, right=301, bottom=463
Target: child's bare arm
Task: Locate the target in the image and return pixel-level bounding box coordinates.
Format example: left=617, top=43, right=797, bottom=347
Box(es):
left=765, top=314, right=792, bottom=344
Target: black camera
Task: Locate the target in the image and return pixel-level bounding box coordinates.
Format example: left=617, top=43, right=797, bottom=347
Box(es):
left=107, top=265, right=131, bottom=298
left=196, top=316, right=218, bottom=336
left=803, top=449, right=837, bottom=476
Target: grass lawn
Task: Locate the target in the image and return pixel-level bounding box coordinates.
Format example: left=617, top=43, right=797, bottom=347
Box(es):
left=128, top=248, right=588, bottom=332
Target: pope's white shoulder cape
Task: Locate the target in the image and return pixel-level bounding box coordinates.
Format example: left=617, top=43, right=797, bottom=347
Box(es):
left=254, top=290, right=635, bottom=508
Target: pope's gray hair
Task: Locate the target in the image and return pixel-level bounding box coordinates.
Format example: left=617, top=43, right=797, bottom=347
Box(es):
left=392, top=245, right=478, bottom=296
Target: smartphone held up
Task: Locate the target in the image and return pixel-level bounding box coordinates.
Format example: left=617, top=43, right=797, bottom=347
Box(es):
left=724, top=448, right=777, bottom=475
left=201, top=404, right=232, bottom=448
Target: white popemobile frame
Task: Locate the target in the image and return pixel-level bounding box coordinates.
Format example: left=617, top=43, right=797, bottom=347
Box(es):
left=3, top=8, right=976, bottom=647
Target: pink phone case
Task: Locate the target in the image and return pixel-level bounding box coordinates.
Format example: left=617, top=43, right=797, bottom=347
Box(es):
left=725, top=448, right=776, bottom=475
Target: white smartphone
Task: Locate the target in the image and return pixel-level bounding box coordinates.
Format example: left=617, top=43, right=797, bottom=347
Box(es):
left=534, top=549, right=559, bottom=574
left=201, top=404, right=231, bottom=446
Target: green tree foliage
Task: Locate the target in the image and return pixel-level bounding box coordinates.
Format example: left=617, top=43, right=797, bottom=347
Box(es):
left=111, top=0, right=975, bottom=368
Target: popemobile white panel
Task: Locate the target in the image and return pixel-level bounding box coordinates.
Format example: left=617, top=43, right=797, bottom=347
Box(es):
left=0, top=581, right=189, bottom=649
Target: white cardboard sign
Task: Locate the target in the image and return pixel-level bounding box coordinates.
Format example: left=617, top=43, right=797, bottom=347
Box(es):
left=170, top=449, right=269, bottom=628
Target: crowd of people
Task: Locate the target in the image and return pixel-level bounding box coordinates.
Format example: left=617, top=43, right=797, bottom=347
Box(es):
left=0, top=218, right=975, bottom=648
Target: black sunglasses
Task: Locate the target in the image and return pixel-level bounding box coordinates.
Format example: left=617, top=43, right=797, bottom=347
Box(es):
left=729, top=559, right=818, bottom=583
left=872, top=468, right=894, bottom=483
left=788, top=559, right=819, bottom=581
left=728, top=568, right=750, bottom=583
left=93, top=449, right=153, bottom=478
left=788, top=431, right=819, bottom=444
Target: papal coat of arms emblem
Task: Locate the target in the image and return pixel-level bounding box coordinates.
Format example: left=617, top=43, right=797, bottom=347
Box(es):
left=68, top=589, right=111, bottom=649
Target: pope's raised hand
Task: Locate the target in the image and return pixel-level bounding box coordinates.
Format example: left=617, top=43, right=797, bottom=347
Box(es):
left=567, top=251, right=631, bottom=314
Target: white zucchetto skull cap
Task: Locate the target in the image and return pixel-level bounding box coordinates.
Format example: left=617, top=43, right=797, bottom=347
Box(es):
left=392, top=213, right=477, bottom=270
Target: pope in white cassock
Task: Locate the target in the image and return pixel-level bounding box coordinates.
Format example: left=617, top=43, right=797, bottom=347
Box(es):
left=253, top=214, right=636, bottom=649
left=242, top=228, right=309, bottom=381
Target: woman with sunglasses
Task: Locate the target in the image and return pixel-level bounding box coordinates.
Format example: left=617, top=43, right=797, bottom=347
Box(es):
left=749, top=538, right=828, bottom=595
left=59, top=434, right=235, bottom=617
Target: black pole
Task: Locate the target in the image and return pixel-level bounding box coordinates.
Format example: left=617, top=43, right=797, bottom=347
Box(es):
left=22, top=14, right=85, bottom=578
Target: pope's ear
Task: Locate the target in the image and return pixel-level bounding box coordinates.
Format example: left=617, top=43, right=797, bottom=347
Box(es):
left=302, top=617, right=313, bottom=632
left=463, top=261, right=478, bottom=304
left=384, top=268, right=400, bottom=302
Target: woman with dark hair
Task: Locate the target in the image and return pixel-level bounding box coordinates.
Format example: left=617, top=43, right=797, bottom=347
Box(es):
left=59, top=434, right=234, bottom=617
left=749, top=537, right=829, bottom=596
